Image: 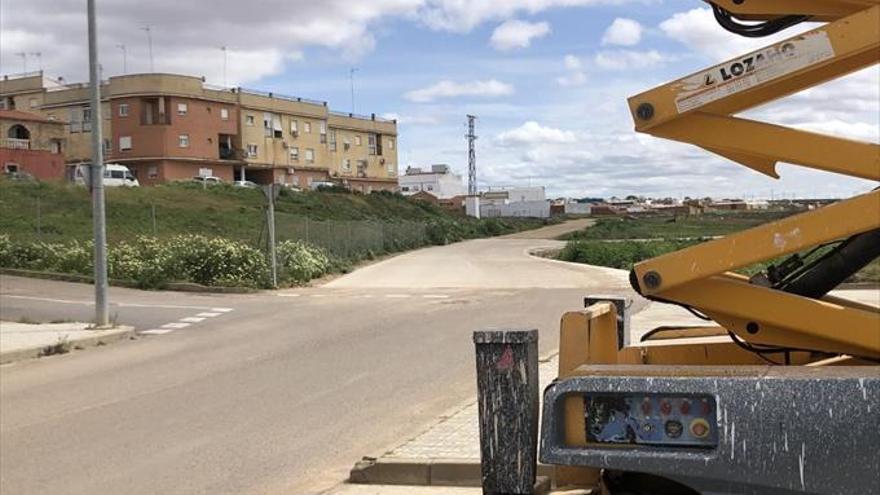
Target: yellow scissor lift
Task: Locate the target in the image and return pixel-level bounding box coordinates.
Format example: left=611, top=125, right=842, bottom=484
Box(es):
left=539, top=1, right=880, bottom=493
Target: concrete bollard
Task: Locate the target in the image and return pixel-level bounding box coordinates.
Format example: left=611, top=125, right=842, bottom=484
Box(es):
left=473, top=329, right=539, bottom=495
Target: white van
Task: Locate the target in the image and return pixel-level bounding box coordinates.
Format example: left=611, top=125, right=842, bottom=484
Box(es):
left=73, top=163, right=140, bottom=187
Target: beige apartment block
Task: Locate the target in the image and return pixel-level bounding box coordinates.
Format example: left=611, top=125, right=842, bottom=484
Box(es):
left=0, top=71, right=399, bottom=191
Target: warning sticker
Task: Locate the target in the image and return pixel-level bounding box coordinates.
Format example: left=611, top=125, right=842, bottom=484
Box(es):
left=674, top=31, right=835, bottom=114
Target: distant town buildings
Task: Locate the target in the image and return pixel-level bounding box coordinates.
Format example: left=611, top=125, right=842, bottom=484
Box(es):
left=0, top=71, right=398, bottom=191
left=399, top=164, right=466, bottom=199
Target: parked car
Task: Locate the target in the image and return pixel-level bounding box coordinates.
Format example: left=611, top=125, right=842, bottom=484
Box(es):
left=73, top=163, right=139, bottom=187
left=192, top=176, right=223, bottom=185
left=233, top=180, right=258, bottom=188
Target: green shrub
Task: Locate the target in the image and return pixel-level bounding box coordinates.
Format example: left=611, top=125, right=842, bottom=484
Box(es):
left=558, top=240, right=701, bottom=269
left=276, top=240, right=330, bottom=284
left=166, top=235, right=268, bottom=287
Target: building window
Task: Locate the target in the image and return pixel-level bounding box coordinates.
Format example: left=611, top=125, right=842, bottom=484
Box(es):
left=5, top=163, right=20, bottom=173
left=355, top=135, right=362, bottom=146
left=290, top=147, right=299, bottom=161
left=272, top=114, right=283, bottom=138
left=387, top=161, right=396, bottom=174
left=342, top=159, right=351, bottom=172
left=387, top=138, right=395, bottom=150
left=343, top=136, right=351, bottom=151
left=177, top=102, right=188, bottom=115
left=148, top=165, right=158, bottom=179
left=103, top=139, right=111, bottom=153
left=246, top=144, right=258, bottom=158
left=305, top=148, right=315, bottom=163
left=118, top=103, right=129, bottom=117
left=303, top=121, right=311, bottom=133
left=246, top=115, right=255, bottom=126
left=179, top=134, right=190, bottom=148
left=82, top=108, right=92, bottom=132
left=29, top=98, right=38, bottom=108
left=119, top=136, right=132, bottom=151
left=329, top=130, right=337, bottom=151
left=290, top=120, right=298, bottom=136
left=319, top=122, right=327, bottom=143
left=368, top=135, right=377, bottom=155
left=51, top=140, right=62, bottom=154
left=221, top=108, right=229, bottom=120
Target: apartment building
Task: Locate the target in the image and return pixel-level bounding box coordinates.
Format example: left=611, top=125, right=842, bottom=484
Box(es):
left=0, top=71, right=399, bottom=190
left=0, top=109, right=66, bottom=180
left=398, top=164, right=466, bottom=199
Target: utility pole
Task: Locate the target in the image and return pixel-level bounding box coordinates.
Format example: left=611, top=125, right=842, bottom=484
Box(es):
left=117, top=44, right=127, bottom=74
left=30, top=52, right=42, bottom=71
left=88, top=0, right=110, bottom=327
left=15, top=52, right=27, bottom=72
left=221, top=46, right=228, bottom=87
left=263, top=184, right=278, bottom=288
left=141, top=25, right=154, bottom=72
left=349, top=67, right=359, bottom=114
left=466, top=115, right=478, bottom=196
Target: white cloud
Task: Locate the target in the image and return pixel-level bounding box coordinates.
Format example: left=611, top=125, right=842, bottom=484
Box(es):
left=495, top=121, right=577, bottom=146
left=601, top=18, right=643, bottom=46
left=417, top=0, right=645, bottom=33
left=594, top=49, right=667, bottom=70
left=659, top=7, right=816, bottom=61
left=489, top=19, right=551, bottom=51
left=556, top=55, right=587, bottom=87
left=403, top=79, right=514, bottom=102
left=0, top=0, right=422, bottom=85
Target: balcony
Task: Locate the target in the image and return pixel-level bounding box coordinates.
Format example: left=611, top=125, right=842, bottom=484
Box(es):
left=1, top=138, right=30, bottom=150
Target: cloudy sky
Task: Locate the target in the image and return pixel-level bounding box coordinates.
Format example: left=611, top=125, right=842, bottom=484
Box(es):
left=2, top=0, right=877, bottom=198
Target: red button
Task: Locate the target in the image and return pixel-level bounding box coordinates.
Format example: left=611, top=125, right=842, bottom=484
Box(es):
left=660, top=400, right=672, bottom=416
left=680, top=400, right=691, bottom=415
left=701, top=399, right=711, bottom=415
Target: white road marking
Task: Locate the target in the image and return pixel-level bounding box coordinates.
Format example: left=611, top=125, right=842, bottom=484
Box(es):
left=161, top=322, right=191, bottom=329
left=276, top=293, right=301, bottom=298
left=211, top=307, right=234, bottom=312
left=385, top=294, right=411, bottom=299
left=180, top=317, right=205, bottom=323
left=310, top=294, right=328, bottom=298
left=140, top=329, right=175, bottom=335
left=196, top=312, right=221, bottom=317
left=1, top=295, right=221, bottom=311
left=423, top=294, right=450, bottom=299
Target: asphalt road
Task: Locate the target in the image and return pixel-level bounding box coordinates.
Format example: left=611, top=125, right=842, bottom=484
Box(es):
left=0, top=221, right=633, bottom=495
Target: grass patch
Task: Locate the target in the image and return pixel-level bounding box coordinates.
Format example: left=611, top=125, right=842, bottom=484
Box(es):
left=562, top=211, right=796, bottom=241
left=39, top=337, right=71, bottom=357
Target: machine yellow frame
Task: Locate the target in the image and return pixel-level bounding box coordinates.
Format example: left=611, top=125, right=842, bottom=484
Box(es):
left=552, top=1, right=879, bottom=487
left=626, top=2, right=880, bottom=359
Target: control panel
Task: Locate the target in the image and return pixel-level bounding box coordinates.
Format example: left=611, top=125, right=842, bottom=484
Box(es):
left=583, top=393, right=718, bottom=448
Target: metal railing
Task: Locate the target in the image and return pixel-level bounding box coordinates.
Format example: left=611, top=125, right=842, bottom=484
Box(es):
left=329, top=110, right=396, bottom=123
left=237, top=88, right=326, bottom=107
left=1, top=138, right=31, bottom=150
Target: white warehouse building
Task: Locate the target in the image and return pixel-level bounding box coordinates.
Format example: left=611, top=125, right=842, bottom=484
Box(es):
left=398, top=164, right=467, bottom=199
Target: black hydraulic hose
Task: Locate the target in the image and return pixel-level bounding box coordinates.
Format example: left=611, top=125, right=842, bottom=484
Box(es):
left=779, top=228, right=880, bottom=299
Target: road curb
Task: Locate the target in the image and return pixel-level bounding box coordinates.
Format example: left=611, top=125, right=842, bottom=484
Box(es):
left=349, top=457, right=552, bottom=492
left=0, top=325, right=135, bottom=365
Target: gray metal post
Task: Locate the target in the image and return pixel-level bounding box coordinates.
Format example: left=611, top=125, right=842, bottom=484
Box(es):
left=473, top=329, right=539, bottom=495
left=88, top=0, right=109, bottom=327
left=265, top=184, right=277, bottom=288
left=36, top=196, right=42, bottom=239
left=151, top=203, right=157, bottom=235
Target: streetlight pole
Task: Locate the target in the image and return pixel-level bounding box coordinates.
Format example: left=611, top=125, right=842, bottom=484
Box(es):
left=88, top=0, right=110, bottom=327
left=117, top=44, right=127, bottom=74
left=349, top=67, right=358, bottom=114
left=221, top=46, right=228, bottom=87
left=141, top=25, right=154, bottom=72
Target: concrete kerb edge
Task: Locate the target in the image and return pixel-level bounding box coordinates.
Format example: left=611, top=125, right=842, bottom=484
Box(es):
left=0, top=325, right=135, bottom=365
left=349, top=350, right=560, bottom=487
left=0, top=268, right=258, bottom=294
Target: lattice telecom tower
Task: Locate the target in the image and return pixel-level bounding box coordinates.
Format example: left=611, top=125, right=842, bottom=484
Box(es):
left=466, top=115, right=477, bottom=195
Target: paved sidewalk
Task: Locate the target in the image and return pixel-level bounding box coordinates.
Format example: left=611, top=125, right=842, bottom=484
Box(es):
left=0, top=321, right=134, bottom=364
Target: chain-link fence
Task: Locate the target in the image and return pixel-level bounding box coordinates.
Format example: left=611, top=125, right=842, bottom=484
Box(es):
left=7, top=196, right=430, bottom=259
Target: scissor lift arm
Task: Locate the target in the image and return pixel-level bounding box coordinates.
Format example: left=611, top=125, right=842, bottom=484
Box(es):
left=539, top=2, right=880, bottom=493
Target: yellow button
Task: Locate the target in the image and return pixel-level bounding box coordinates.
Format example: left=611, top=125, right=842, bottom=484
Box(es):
left=690, top=418, right=710, bottom=439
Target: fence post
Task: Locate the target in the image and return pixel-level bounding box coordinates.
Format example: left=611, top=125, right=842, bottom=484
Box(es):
left=305, top=217, right=310, bottom=243
left=151, top=203, right=157, bottom=235
left=473, top=329, right=540, bottom=495
left=36, top=195, right=42, bottom=239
